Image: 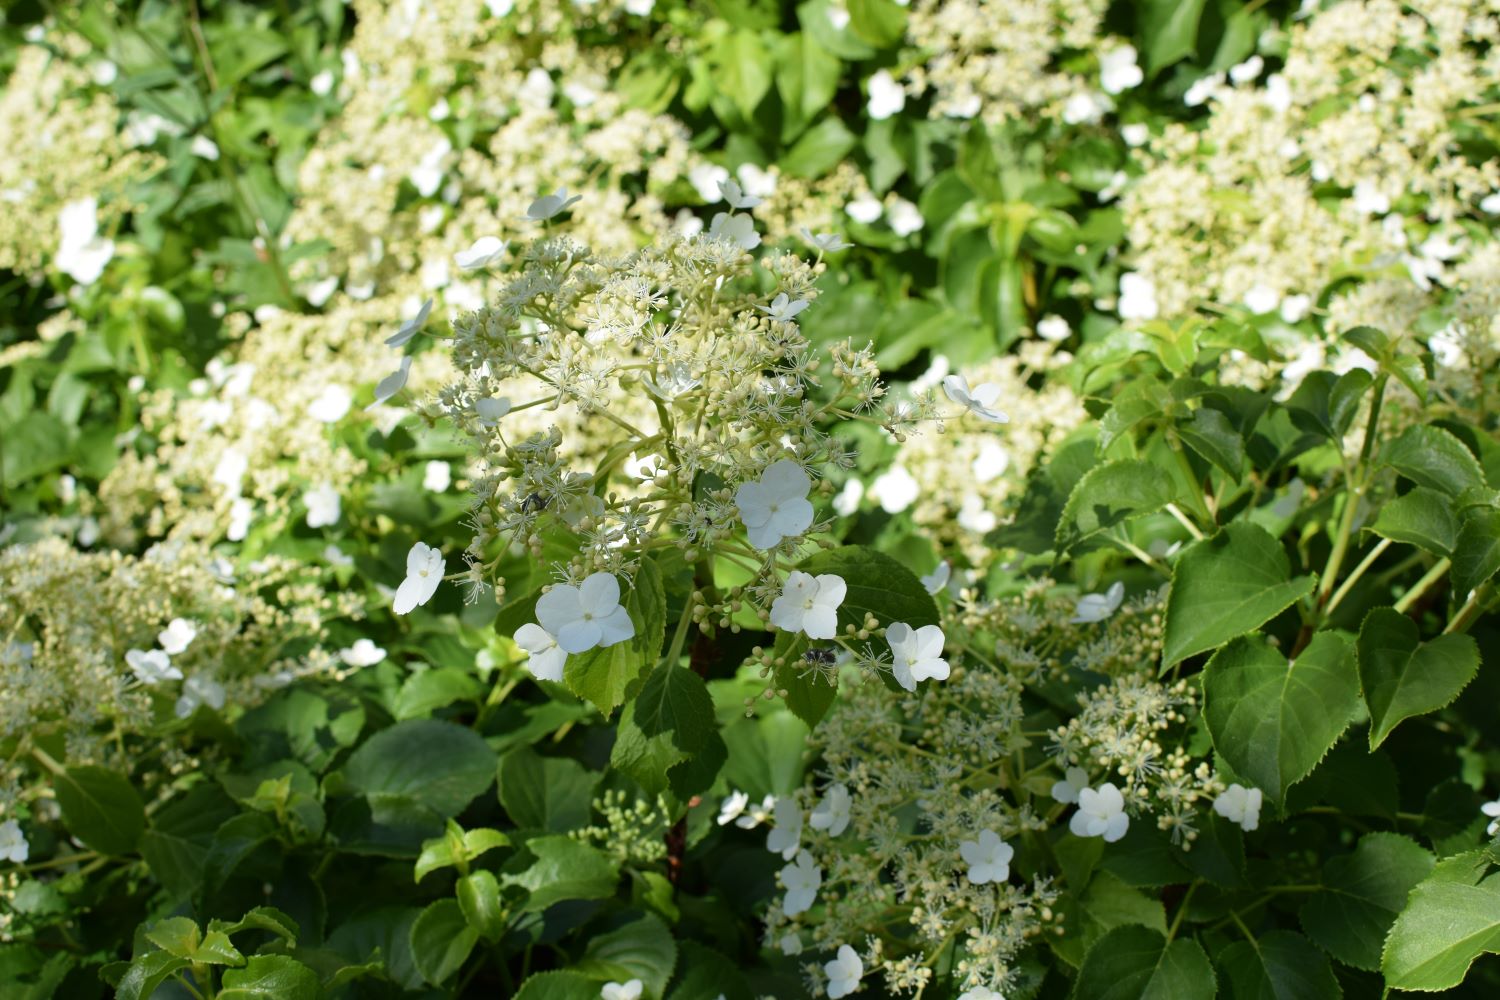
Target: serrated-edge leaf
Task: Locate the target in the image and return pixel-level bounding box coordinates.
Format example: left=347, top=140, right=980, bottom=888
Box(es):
left=1056, top=458, right=1180, bottom=551
left=1356, top=607, right=1480, bottom=750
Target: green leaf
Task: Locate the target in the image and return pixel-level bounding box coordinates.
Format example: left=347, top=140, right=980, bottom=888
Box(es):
left=1140, top=0, right=1209, bottom=74
left=211, top=906, right=299, bottom=946
left=502, top=835, right=618, bottom=914
left=575, top=913, right=678, bottom=997
left=1202, top=632, right=1359, bottom=804
left=1356, top=607, right=1480, bottom=749
left=1162, top=523, right=1318, bottom=668
left=1056, top=459, right=1180, bottom=552
left=1382, top=850, right=1500, bottom=991
left=1178, top=407, right=1245, bottom=480
left=456, top=871, right=508, bottom=942
left=1287, top=369, right=1372, bottom=441
left=115, top=950, right=191, bottom=1000
left=514, top=971, right=600, bottom=1000
left=611, top=663, right=727, bottom=799
left=1299, top=833, right=1434, bottom=971
left=1369, top=487, right=1457, bottom=556
left=1452, top=506, right=1500, bottom=598
left=394, top=668, right=481, bottom=720
left=219, top=956, right=323, bottom=999
left=1053, top=871, right=1166, bottom=968
left=497, top=747, right=598, bottom=832
left=1071, top=925, right=1215, bottom=999
left=845, top=0, right=906, bottom=47
left=343, top=719, right=497, bottom=817
left=715, top=29, right=772, bottom=120
left=52, top=766, right=145, bottom=856
left=565, top=557, right=666, bottom=717
left=775, top=33, right=841, bottom=136
left=779, top=116, right=857, bottom=179
left=1381, top=425, right=1486, bottom=497
left=144, top=917, right=202, bottom=960
left=1216, top=931, right=1341, bottom=1000
left=409, top=899, right=478, bottom=986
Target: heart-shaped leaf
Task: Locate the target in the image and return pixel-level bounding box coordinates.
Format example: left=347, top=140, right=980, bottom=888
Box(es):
left=1356, top=607, right=1479, bottom=749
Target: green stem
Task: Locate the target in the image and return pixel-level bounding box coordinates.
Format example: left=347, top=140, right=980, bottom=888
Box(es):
left=1445, top=582, right=1495, bottom=635
left=1165, top=881, right=1200, bottom=943
left=1325, top=538, right=1391, bottom=616
left=1393, top=558, right=1450, bottom=614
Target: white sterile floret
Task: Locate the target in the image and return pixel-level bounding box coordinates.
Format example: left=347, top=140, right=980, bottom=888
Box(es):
left=1071, top=581, right=1125, bottom=623
left=735, top=459, right=815, bottom=549
left=800, top=227, right=852, bottom=252
left=958, top=988, right=1005, bottom=1000
left=920, top=561, right=951, bottom=595
left=809, top=783, right=851, bottom=837
left=959, top=829, right=1014, bottom=884
left=175, top=675, right=226, bottom=719
left=304, top=482, right=341, bottom=528
left=707, top=211, right=761, bottom=250
left=475, top=396, right=511, bottom=427
left=57, top=197, right=115, bottom=285
left=1051, top=766, right=1090, bottom=804
left=846, top=195, right=883, bottom=224
left=387, top=298, right=434, bottom=347
left=535, top=572, right=635, bottom=654
left=600, top=981, right=643, bottom=1000
left=781, top=849, right=822, bottom=916
left=832, top=478, right=863, bottom=516
left=825, top=945, right=863, bottom=999
left=308, top=384, right=352, bottom=423
left=157, top=618, right=198, bottom=655
left=867, top=69, right=906, bottom=120
left=769, top=572, right=846, bottom=641
left=127, top=648, right=182, bottom=685
left=527, top=187, right=582, bottom=221
left=718, top=790, right=750, bottom=826
left=1214, top=784, right=1263, bottom=831
left=367, top=356, right=413, bottom=410
left=1099, top=44, right=1143, bottom=94
left=718, top=177, right=762, bottom=210
left=393, top=542, right=445, bottom=615
left=871, top=465, right=919, bottom=514
left=1117, top=272, right=1159, bottom=320
left=339, top=638, right=386, bottom=668
left=942, top=374, right=1009, bottom=423
left=766, top=797, right=804, bottom=859
left=454, top=236, right=508, bottom=270
left=759, top=292, right=810, bottom=323
left=887, top=198, right=924, bottom=237
left=0, top=820, right=28, bottom=864
left=1482, top=798, right=1500, bottom=837
left=886, top=622, right=949, bottom=692
left=1070, top=783, right=1130, bottom=842
left=424, top=461, right=451, bottom=492
left=1036, top=314, right=1071, bottom=342
left=514, top=623, right=566, bottom=681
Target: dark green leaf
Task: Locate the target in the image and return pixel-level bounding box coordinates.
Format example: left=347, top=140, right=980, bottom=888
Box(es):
left=1381, top=425, right=1485, bottom=497
left=1382, top=850, right=1500, bottom=991
left=1299, top=833, right=1434, bottom=971
left=408, top=900, right=478, bottom=986
left=343, top=719, right=497, bottom=818
left=1071, top=925, right=1215, bottom=999
left=575, top=912, right=678, bottom=997
left=611, top=663, right=727, bottom=799
left=502, top=835, right=618, bottom=914
left=53, top=766, right=145, bottom=856
left=1140, top=0, right=1209, bottom=74
left=497, top=747, right=598, bottom=832
left=1356, top=607, right=1479, bottom=749
left=1368, top=487, right=1456, bottom=556
left=1057, top=459, right=1180, bottom=552
left=1216, top=930, right=1340, bottom=1000
left=1451, top=506, right=1500, bottom=598
left=219, top=955, right=323, bottom=999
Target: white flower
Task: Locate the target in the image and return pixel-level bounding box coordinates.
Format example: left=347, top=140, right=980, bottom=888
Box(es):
left=958, top=989, right=1005, bottom=1000
left=1051, top=766, right=1090, bottom=804
left=886, top=622, right=949, bottom=692
left=1352, top=180, right=1390, bottom=216
left=1118, top=273, right=1159, bottom=320
left=1184, top=74, right=1222, bottom=107
left=304, top=275, right=338, bottom=307
left=127, top=648, right=183, bottom=685
left=387, top=298, right=434, bottom=347
left=737, top=163, right=777, bottom=198
left=972, top=441, right=1010, bottom=483
left=1099, top=45, right=1142, bottom=94
left=870, top=465, right=919, bottom=514
left=759, top=292, right=809, bottom=323
left=1036, top=314, right=1071, bottom=342
left=57, top=197, right=115, bottom=285
left=1070, top=783, right=1130, bottom=842
left=393, top=542, right=445, bottom=615
left=718, top=178, right=762, bottom=210
left=707, top=211, right=760, bottom=250
left=887, top=197, right=923, bottom=237
left=1243, top=285, right=1279, bottom=314
left=600, top=981, right=643, bottom=1000
left=766, top=797, right=803, bottom=859
left=324, top=545, right=354, bottom=568
left=339, top=638, right=386, bottom=668
left=1229, top=54, right=1263, bottom=84
left=1279, top=294, right=1312, bottom=324
left=367, top=356, right=413, bottom=410
left=308, top=384, right=352, bottom=423
left=175, top=675, right=226, bottom=718
left=769, top=572, right=846, bottom=641
left=780, top=932, right=802, bottom=956
left=423, top=461, right=452, bottom=492
left=304, top=482, right=341, bottom=528
left=845, top=195, right=883, bottom=224
left=454, top=236, right=508, bottom=270
left=1062, top=91, right=1112, bottom=125
left=408, top=137, right=451, bottom=197
left=535, top=572, right=635, bottom=654
left=737, top=794, right=775, bottom=829
left=157, top=618, right=198, bottom=656
left=226, top=498, right=253, bottom=541
left=943, top=375, right=1009, bottom=423
left=514, top=623, right=566, bottom=681
left=781, top=849, right=822, bottom=915
left=800, top=228, right=852, bottom=252
left=1071, top=582, right=1125, bottom=623
left=1481, top=192, right=1500, bottom=214
left=736, top=459, right=815, bottom=549
left=624, top=0, right=655, bottom=15
left=0, top=820, right=28, bottom=864
left=527, top=187, right=582, bottom=221
left=1214, top=784, right=1263, bottom=832
left=825, top=945, right=863, bottom=999
left=475, top=396, right=511, bottom=427
left=832, top=478, right=864, bottom=517
left=867, top=69, right=906, bottom=119
left=309, top=69, right=334, bottom=95
left=1262, top=72, right=1293, bottom=112
left=688, top=163, right=730, bottom=202
left=959, top=829, right=1014, bottom=884
left=718, top=790, right=750, bottom=826
left=809, top=784, right=851, bottom=837
left=1122, top=122, right=1151, bottom=147
left=1482, top=798, right=1500, bottom=837
left=920, top=561, right=951, bottom=595
left=190, top=134, right=220, bottom=160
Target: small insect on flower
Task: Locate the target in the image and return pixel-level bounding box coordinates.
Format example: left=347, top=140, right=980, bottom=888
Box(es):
left=803, top=646, right=838, bottom=665
left=521, top=492, right=551, bottom=514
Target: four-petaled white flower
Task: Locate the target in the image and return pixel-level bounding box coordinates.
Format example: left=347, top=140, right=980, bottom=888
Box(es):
left=707, top=211, right=760, bottom=250
left=158, top=618, right=198, bottom=655
left=57, top=197, right=115, bottom=285
left=800, top=228, right=852, bottom=252
left=736, top=459, right=815, bottom=550
left=1071, top=582, right=1124, bottom=624
left=887, top=622, right=949, bottom=692
left=920, top=561, right=951, bottom=595
left=867, top=69, right=906, bottom=120
left=1070, top=783, right=1130, bottom=842
left=1482, top=798, right=1500, bottom=837
left=424, top=460, right=451, bottom=492
left=871, top=464, right=919, bottom=514
left=600, top=981, right=642, bottom=1000
left=958, top=988, right=1005, bottom=1000
left=535, top=572, right=635, bottom=654
left=127, top=648, right=182, bottom=685
left=387, top=298, right=434, bottom=347
left=304, top=482, right=341, bottom=528
left=825, top=944, right=863, bottom=999
left=308, top=384, right=352, bottom=423
left=454, top=236, right=508, bottom=270
left=726, top=792, right=773, bottom=829
left=1051, top=766, right=1090, bottom=804
left=175, top=675, right=226, bottom=719
left=339, top=638, right=386, bottom=668
left=810, top=783, right=851, bottom=837
left=1099, top=44, right=1143, bottom=94
left=1036, top=314, right=1071, bottom=342
left=959, top=829, right=1014, bottom=884
left=393, top=542, right=445, bottom=615
left=514, top=623, right=566, bottom=681
left=1118, top=272, right=1159, bottom=320
left=781, top=849, right=822, bottom=916
left=766, top=797, right=803, bottom=859
left=367, top=356, right=413, bottom=410
left=0, top=820, right=28, bottom=864
left=718, top=178, right=762, bottom=210
left=527, top=187, right=582, bottom=221
left=769, top=572, right=846, bottom=641
left=759, top=292, right=810, bottom=323
left=1214, top=784, right=1263, bottom=832
left=942, top=375, right=1009, bottom=423
left=475, top=396, right=511, bottom=427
